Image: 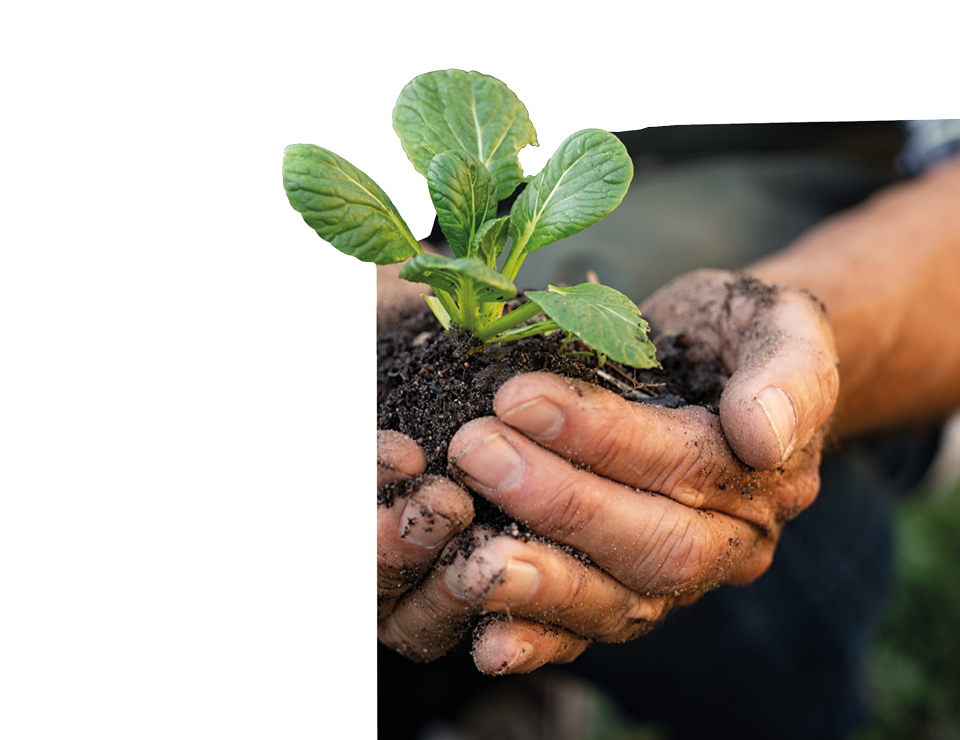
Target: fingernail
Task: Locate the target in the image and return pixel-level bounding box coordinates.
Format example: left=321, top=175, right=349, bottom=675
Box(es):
left=399, top=499, right=453, bottom=549
left=499, top=397, right=565, bottom=439
left=444, top=562, right=467, bottom=600
left=444, top=558, right=541, bottom=603
left=508, top=640, right=535, bottom=671
left=455, top=432, right=523, bottom=491
left=500, top=560, right=541, bottom=602
left=756, top=386, right=797, bottom=462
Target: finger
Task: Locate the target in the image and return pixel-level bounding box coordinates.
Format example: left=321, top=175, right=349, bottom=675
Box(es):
left=491, top=372, right=819, bottom=522
left=441, top=527, right=667, bottom=642
left=377, top=430, right=426, bottom=487
left=493, top=372, right=719, bottom=503
left=448, top=418, right=774, bottom=593
left=719, top=286, right=839, bottom=469
left=491, top=373, right=757, bottom=514
left=471, top=617, right=590, bottom=675
left=377, top=474, right=474, bottom=619
left=638, top=269, right=839, bottom=469
left=378, top=538, right=478, bottom=664
left=379, top=525, right=510, bottom=663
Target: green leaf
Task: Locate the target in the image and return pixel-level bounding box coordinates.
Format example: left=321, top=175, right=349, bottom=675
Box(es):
left=398, top=253, right=516, bottom=304
left=283, top=144, right=420, bottom=265
left=525, top=283, right=659, bottom=369
left=393, top=69, right=538, bottom=201
left=427, top=151, right=496, bottom=259
left=509, top=129, right=633, bottom=254
left=472, top=216, right=510, bottom=268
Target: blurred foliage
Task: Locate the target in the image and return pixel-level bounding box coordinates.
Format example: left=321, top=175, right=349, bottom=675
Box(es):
left=854, top=475, right=960, bottom=740
left=587, top=690, right=666, bottom=740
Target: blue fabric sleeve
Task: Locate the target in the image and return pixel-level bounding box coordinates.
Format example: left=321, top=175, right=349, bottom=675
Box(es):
left=898, top=119, right=960, bottom=175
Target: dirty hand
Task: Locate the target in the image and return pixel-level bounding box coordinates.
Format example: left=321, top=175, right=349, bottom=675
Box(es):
left=378, top=430, right=666, bottom=671
left=377, top=246, right=670, bottom=670
left=437, top=269, right=839, bottom=672
left=376, top=430, right=475, bottom=626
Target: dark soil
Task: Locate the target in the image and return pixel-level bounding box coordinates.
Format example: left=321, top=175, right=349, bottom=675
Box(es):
left=377, top=301, right=727, bottom=537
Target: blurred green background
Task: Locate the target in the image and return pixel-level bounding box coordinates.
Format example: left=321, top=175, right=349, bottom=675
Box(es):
left=852, top=467, right=960, bottom=740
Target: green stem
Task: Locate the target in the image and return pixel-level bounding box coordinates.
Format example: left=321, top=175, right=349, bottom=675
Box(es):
left=459, top=286, right=478, bottom=333
left=433, top=288, right=461, bottom=327
left=485, top=319, right=560, bottom=344
left=480, top=300, right=505, bottom=327
left=475, top=299, right=543, bottom=342
left=501, top=229, right=531, bottom=282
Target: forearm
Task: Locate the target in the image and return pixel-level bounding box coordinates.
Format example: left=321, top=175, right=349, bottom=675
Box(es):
left=747, top=157, right=960, bottom=440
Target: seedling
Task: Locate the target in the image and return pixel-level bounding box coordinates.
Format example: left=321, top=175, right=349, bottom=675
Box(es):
left=282, top=69, right=658, bottom=369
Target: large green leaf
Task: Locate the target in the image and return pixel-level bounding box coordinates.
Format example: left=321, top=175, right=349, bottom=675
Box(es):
left=525, top=283, right=658, bottom=369
left=282, top=144, right=420, bottom=265
left=393, top=69, right=538, bottom=201
left=398, top=253, right=516, bottom=304
left=509, top=129, right=633, bottom=254
left=427, top=151, right=496, bottom=259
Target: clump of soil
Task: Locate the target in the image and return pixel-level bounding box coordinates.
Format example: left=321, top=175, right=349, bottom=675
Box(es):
left=377, top=301, right=725, bottom=479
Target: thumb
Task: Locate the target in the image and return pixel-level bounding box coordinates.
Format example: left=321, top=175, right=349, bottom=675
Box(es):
left=719, top=290, right=839, bottom=470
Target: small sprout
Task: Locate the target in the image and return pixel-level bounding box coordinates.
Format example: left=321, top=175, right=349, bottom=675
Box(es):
left=282, top=69, right=659, bottom=370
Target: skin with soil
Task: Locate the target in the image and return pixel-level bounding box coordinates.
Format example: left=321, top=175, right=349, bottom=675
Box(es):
left=377, top=271, right=838, bottom=675
left=377, top=300, right=727, bottom=532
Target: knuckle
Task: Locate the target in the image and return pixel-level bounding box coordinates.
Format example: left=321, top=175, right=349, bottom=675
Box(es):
left=588, top=413, right=636, bottom=471
left=549, top=635, right=590, bottom=664
left=807, top=344, right=840, bottom=408
left=728, top=538, right=776, bottom=585
left=590, top=600, right=655, bottom=642
left=634, top=516, right=713, bottom=593
left=377, top=584, right=473, bottom=663
left=527, top=473, right=598, bottom=540
left=776, top=471, right=820, bottom=524
left=664, top=524, right=712, bottom=590
left=377, top=616, right=439, bottom=663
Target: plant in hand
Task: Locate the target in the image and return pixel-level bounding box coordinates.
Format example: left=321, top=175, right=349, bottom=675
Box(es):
left=282, top=69, right=658, bottom=370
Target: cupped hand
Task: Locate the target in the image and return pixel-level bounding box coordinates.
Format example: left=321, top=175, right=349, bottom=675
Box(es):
left=377, top=430, right=669, bottom=673
left=442, top=269, right=839, bottom=670
left=377, top=430, right=474, bottom=623
left=377, top=244, right=672, bottom=671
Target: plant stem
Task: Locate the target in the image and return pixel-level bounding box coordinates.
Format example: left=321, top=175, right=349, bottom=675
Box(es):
left=475, top=299, right=543, bottom=341
left=501, top=228, right=531, bottom=282
left=480, top=300, right=505, bottom=327
left=485, top=319, right=560, bottom=344
left=459, top=285, right=478, bottom=333
left=433, top=288, right=461, bottom=327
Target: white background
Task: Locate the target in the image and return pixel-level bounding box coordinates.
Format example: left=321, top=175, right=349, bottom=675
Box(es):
left=1, top=2, right=956, bottom=738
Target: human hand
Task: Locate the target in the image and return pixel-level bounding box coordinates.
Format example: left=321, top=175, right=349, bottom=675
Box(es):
left=376, top=241, right=641, bottom=670
left=377, top=430, right=668, bottom=672
left=440, top=269, right=838, bottom=670
left=376, top=430, right=477, bottom=655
